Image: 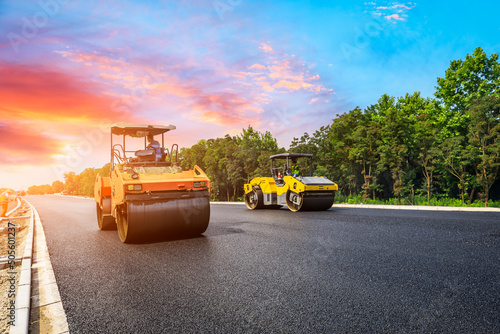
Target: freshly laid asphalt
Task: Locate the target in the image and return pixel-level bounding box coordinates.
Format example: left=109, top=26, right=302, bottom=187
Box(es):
left=27, top=195, right=500, bottom=333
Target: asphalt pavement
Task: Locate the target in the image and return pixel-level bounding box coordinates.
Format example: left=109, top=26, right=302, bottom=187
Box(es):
left=26, top=195, right=500, bottom=333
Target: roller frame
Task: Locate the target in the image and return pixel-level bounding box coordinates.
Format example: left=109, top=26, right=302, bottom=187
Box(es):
left=94, top=124, right=211, bottom=243
left=243, top=153, right=338, bottom=212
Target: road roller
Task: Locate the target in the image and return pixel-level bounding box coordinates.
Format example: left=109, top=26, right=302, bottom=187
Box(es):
left=94, top=123, right=211, bottom=243
left=244, top=153, right=338, bottom=212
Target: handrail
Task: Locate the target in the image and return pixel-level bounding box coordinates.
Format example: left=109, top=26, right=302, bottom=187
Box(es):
left=171, top=144, right=179, bottom=163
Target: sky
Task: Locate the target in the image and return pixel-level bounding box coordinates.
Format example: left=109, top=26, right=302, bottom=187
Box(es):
left=0, top=0, right=499, bottom=190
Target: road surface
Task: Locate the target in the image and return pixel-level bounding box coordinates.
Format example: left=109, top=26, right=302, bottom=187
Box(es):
left=27, top=195, right=500, bottom=333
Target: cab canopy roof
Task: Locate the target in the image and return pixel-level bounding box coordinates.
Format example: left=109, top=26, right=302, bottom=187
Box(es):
left=111, top=123, right=176, bottom=137
left=269, top=153, right=314, bottom=160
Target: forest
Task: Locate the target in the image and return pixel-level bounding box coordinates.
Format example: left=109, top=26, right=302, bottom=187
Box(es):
left=27, top=47, right=500, bottom=207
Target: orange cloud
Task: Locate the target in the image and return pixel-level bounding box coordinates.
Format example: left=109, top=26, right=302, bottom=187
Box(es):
left=0, top=121, right=64, bottom=165
left=56, top=50, right=263, bottom=128
left=0, top=62, right=144, bottom=167
left=0, top=63, right=137, bottom=123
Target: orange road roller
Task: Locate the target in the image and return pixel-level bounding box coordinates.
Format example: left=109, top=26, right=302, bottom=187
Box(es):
left=94, top=124, right=211, bottom=243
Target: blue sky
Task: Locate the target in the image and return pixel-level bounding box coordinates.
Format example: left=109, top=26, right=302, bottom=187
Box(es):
left=0, top=0, right=499, bottom=189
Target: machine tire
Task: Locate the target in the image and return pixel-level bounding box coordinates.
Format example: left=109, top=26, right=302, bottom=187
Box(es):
left=245, top=187, right=264, bottom=210
left=286, top=190, right=303, bottom=212
left=117, top=204, right=135, bottom=243
left=96, top=202, right=116, bottom=230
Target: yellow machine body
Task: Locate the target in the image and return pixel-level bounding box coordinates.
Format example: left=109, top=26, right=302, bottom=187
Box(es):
left=244, top=153, right=338, bottom=212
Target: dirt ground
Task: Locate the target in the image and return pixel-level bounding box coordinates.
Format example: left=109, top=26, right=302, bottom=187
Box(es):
left=0, top=200, right=32, bottom=333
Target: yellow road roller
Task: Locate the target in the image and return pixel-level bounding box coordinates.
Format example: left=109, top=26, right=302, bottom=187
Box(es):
left=94, top=124, right=211, bottom=243
left=244, top=153, right=338, bottom=212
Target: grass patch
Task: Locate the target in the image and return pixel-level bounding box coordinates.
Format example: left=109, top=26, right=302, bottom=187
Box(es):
left=336, top=194, right=500, bottom=208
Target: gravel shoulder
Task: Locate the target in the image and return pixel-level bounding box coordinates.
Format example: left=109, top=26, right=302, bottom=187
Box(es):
left=0, top=199, right=32, bottom=333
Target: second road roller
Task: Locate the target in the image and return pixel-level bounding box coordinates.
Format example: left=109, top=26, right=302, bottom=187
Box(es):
left=94, top=123, right=211, bottom=243
left=244, top=153, right=338, bottom=211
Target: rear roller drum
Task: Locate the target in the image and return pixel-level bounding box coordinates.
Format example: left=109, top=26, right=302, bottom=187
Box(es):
left=245, top=187, right=264, bottom=210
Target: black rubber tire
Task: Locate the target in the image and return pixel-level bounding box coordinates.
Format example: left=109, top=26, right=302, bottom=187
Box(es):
left=245, top=187, right=264, bottom=210
left=96, top=202, right=116, bottom=230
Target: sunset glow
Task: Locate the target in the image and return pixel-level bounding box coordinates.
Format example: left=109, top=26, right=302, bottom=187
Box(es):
left=0, top=0, right=498, bottom=189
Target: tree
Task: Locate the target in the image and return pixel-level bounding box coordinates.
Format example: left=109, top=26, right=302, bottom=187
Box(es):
left=64, top=171, right=81, bottom=195
left=326, top=108, right=365, bottom=195
left=434, top=47, right=500, bottom=203
left=351, top=110, right=381, bottom=201
left=235, top=126, right=280, bottom=182
left=435, top=47, right=500, bottom=117
left=52, top=180, right=64, bottom=193
left=466, top=96, right=500, bottom=206
left=415, top=107, right=439, bottom=203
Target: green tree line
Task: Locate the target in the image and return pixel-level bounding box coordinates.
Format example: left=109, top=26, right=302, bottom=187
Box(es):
left=27, top=164, right=110, bottom=197
left=28, top=47, right=500, bottom=206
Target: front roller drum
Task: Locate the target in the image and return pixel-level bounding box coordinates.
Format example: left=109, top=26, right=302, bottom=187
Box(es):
left=245, top=187, right=265, bottom=210
left=117, top=196, right=210, bottom=243
left=286, top=190, right=335, bottom=212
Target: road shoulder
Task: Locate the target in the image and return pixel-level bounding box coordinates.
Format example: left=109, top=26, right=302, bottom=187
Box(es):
left=28, top=203, right=69, bottom=334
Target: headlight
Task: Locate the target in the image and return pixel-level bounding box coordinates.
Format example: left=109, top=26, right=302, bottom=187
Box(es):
left=194, top=181, right=206, bottom=188
left=127, top=184, right=142, bottom=191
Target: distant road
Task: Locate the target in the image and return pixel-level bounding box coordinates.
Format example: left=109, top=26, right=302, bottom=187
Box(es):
left=27, top=195, right=500, bottom=333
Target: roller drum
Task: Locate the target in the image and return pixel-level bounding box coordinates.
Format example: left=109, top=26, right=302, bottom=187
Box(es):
left=119, top=196, right=210, bottom=243
left=286, top=190, right=334, bottom=212
left=245, top=187, right=264, bottom=210
left=96, top=200, right=116, bottom=230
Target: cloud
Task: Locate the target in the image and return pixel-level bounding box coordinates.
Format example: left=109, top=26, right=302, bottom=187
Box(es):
left=0, top=62, right=144, bottom=166
left=235, top=43, right=333, bottom=97
left=385, top=14, right=404, bottom=21
left=259, top=42, right=275, bottom=54
left=0, top=62, right=138, bottom=123
left=366, top=2, right=415, bottom=22
left=0, top=121, right=64, bottom=165
left=56, top=49, right=263, bottom=128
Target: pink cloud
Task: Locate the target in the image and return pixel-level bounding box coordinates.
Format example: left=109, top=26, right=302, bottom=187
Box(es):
left=0, top=120, right=64, bottom=166
left=259, top=42, right=275, bottom=54
left=249, top=63, right=267, bottom=71
left=385, top=14, right=404, bottom=21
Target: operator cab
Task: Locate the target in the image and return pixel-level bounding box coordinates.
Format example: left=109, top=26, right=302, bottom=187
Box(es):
left=110, top=123, right=180, bottom=171
left=270, top=153, right=314, bottom=186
